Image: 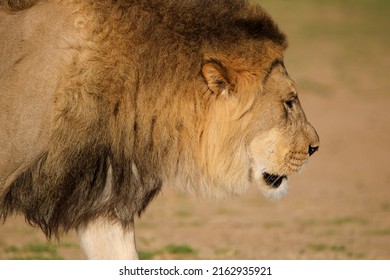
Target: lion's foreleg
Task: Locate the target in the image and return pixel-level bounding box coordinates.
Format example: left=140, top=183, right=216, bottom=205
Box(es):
left=77, top=217, right=138, bottom=260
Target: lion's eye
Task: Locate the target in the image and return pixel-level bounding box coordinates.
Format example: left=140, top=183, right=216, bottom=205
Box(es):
left=284, top=100, right=293, bottom=109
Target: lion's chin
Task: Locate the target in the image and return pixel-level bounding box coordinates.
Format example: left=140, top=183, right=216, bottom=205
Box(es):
left=259, top=172, right=289, bottom=200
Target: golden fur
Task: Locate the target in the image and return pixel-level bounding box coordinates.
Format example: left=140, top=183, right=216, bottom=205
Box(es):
left=0, top=0, right=319, bottom=239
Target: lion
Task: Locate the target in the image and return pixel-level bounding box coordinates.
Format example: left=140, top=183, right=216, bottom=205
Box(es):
left=0, top=0, right=319, bottom=259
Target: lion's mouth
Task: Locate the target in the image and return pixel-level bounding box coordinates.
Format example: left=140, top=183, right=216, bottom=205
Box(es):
left=262, top=172, right=287, bottom=188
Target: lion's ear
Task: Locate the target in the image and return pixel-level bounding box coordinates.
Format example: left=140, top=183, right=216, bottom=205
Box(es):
left=202, top=61, right=230, bottom=96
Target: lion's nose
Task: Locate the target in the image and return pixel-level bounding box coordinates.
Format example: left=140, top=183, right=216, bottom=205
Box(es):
left=308, top=145, right=319, bottom=156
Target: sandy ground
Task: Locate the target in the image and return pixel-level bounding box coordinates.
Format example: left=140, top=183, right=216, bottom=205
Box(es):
left=0, top=1, right=389, bottom=260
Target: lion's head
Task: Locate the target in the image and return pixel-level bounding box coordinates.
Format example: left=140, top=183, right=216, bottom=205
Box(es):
left=247, top=63, right=319, bottom=199
left=176, top=46, right=320, bottom=200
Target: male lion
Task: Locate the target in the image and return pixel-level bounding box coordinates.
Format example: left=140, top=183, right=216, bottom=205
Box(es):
left=0, top=0, right=319, bottom=259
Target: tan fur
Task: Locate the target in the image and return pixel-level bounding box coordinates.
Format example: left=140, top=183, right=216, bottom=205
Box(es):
left=0, top=0, right=319, bottom=257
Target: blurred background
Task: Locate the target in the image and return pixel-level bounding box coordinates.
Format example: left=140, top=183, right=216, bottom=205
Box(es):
left=0, top=0, right=389, bottom=259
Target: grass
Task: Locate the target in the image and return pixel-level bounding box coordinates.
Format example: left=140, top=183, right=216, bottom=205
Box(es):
left=165, top=244, right=196, bottom=254
left=177, top=220, right=204, bottom=227
left=263, top=221, right=285, bottom=229
left=3, top=241, right=80, bottom=260
left=299, top=216, right=368, bottom=227
left=308, top=243, right=346, bottom=253
left=327, top=217, right=368, bottom=226
left=316, top=229, right=338, bottom=237
left=214, top=247, right=241, bottom=258
left=25, top=243, right=57, bottom=254
left=4, top=246, right=19, bottom=254
left=380, top=203, right=390, bottom=212
left=138, top=243, right=197, bottom=260
left=307, top=243, right=364, bottom=259
left=5, top=242, right=64, bottom=260
left=369, top=228, right=390, bottom=236
left=216, top=207, right=238, bottom=216
left=175, top=209, right=191, bottom=217
left=299, top=219, right=321, bottom=227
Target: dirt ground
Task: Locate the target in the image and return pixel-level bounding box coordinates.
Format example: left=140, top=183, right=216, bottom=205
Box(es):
left=0, top=1, right=389, bottom=260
